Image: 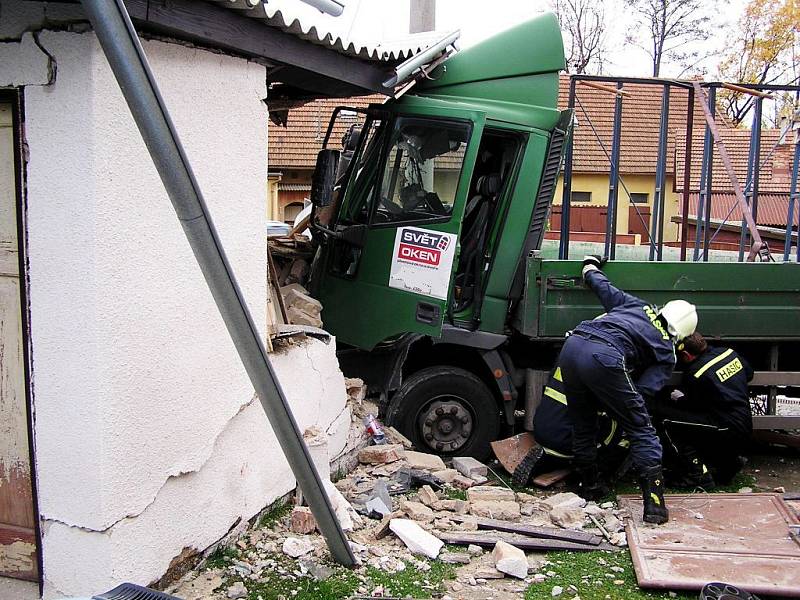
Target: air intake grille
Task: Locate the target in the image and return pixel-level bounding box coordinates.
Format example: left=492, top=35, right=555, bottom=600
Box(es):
left=528, top=123, right=567, bottom=251
left=93, top=583, right=181, bottom=600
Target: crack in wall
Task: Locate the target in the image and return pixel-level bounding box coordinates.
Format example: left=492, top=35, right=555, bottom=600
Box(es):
left=40, top=393, right=259, bottom=533
left=32, top=31, right=56, bottom=84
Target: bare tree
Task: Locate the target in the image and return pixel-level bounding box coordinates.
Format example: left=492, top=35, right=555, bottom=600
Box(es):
left=717, top=0, right=799, bottom=125
left=626, top=0, right=713, bottom=77
left=552, top=0, right=608, bottom=74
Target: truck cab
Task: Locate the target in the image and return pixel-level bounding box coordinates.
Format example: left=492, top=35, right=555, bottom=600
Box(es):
left=305, top=14, right=800, bottom=459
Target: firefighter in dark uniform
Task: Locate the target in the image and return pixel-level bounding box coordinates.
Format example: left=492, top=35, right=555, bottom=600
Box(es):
left=557, top=256, right=698, bottom=524
left=650, top=332, right=753, bottom=487
left=522, top=367, right=628, bottom=479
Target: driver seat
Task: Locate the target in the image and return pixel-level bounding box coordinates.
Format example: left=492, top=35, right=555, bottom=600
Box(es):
left=455, top=173, right=502, bottom=310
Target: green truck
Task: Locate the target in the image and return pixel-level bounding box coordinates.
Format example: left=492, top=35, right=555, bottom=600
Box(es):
left=306, top=14, right=800, bottom=459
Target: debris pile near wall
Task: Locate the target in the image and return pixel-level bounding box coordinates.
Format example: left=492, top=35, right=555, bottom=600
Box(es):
left=171, top=432, right=631, bottom=599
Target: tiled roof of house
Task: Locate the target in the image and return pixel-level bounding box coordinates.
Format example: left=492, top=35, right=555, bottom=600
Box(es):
left=213, top=0, right=448, bottom=62
left=675, top=130, right=795, bottom=193
left=687, top=193, right=798, bottom=228
left=269, top=96, right=383, bottom=169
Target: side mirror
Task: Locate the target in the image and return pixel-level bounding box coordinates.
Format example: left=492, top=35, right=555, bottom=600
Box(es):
left=310, top=149, right=341, bottom=207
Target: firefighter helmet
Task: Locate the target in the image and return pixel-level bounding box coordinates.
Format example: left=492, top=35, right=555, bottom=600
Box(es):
left=659, top=300, right=698, bottom=341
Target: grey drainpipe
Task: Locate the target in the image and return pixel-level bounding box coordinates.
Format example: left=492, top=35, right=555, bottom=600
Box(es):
left=79, top=0, right=356, bottom=566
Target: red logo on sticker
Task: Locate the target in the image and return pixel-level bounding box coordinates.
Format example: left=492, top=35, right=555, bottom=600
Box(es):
left=398, top=243, right=441, bottom=266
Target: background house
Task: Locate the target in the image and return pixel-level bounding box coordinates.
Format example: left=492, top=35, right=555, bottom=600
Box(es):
left=0, top=0, right=441, bottom=596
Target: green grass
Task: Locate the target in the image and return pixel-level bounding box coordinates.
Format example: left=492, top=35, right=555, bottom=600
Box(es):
left=215, top=553, right=456, bottom=600
left=366, top=558, right=456, bottom=598
left=524, top=550, right=692, bottom=600
left=257, top=498, right=292, bottom=529
left=204, top=546, right=240, bottom=570
left=442, top=487, right=468, bottom=501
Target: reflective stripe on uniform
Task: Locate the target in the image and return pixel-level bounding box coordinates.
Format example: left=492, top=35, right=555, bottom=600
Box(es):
left=602, top=418, right=618, bottom=446
left=542, top=446, right=573, bottom=458
left=553, top=367, right=563, bottom=382
left=693, top=348, right=734, bottom=378
left=544, top=386, right=567, bottom=406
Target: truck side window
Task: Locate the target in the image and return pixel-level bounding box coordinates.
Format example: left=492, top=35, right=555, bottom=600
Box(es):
left=339, top=117, right=385, bottom=225
left=372, top=117, right=471, bottom=225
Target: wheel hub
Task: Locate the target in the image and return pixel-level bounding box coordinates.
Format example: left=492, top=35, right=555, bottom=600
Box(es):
left=420, top=397, right=473, bottom=452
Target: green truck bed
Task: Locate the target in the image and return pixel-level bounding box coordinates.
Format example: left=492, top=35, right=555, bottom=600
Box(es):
left=518, top=258, right=800, bottom=341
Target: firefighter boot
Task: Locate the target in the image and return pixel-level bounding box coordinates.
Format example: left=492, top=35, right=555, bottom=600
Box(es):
left=576, top=465, right=609, bottom=501
left=641, top=469, right=669, bottom=524
left=669, top=450, right=714, bottom=489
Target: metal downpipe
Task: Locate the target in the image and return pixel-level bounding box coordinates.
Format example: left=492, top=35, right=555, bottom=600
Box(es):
left=79, top=0, right=356, bottom=566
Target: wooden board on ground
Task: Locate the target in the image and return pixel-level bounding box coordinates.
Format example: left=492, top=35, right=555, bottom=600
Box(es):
left=533, top=468, right=573, bottom=487
left=620, top=492, right=800, bottom=597
left=450, top=515, right=601, bottom=545
left=437, top=531, right=613, bottom=552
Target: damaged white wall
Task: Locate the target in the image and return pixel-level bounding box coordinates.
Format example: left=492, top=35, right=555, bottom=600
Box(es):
left=1, top=21, right=350, bottom=598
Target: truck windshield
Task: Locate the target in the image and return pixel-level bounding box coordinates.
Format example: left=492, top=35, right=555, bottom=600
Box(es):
left=373, top=117, right=471, bottom=224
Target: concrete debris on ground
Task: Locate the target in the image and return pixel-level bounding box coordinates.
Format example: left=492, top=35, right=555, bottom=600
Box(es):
left=173, top=414, right=636, bottom=600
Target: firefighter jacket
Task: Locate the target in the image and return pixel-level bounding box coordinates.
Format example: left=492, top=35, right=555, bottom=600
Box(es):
left=573, top=270, right=677, bottom=400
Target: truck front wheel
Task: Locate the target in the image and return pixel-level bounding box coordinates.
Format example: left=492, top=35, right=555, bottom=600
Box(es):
left=385, top=366, right=501, bottom=461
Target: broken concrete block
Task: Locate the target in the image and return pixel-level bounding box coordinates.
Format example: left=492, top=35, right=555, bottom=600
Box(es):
left=282, top=536, right=314, bottom=558
left=287, top=258, right=309, bottom=284
left=432, top=499, right=470, bottom=514
left=492, top=540, right=528, bottom=579
left=541, top=492, right=587, bottom=511
left=385, top=426, right=413, bottom=449
left=470, top=500, right=521, bottom=520
left=322, top=479, right=362, bottom=531
left=549, top=505, right=586, bottom=529
left=365, top=480, right=393, bottom=517
left=452, top=474, right=475, bottom=489
left=286, top=306, right=322, bottom=328
left=467, top=486, right=516, bottom=503
left=344, top=377, right=366, bottom=403
left=432, top=468, right=459, bottom=483
left=401, top=500, right=435, bottom=522
left=302, top=427, right=330, bottom=481
left=471, top=474, right=488, bottom=485
left=389, top=518, right=444, bottom=559
left=290, top=507, right=317, bottom=534
left=417, top=485, right=439, bottom=507
left=474, top=567, right=505, bottom=579
left=283, top=287, right=323, bottom=314
left=467, top=543, right=483, bottom=556
left=358, top=443, right=405, bottom=465
left=404, top=451, right=446, bottom=471
left=280, top=282, right=309, bottom=297
left=453, top=456, right=488, bottom=479
left=603, top=514, right=623, bottom=533
left=226, top=581, right=248, bottom=599
left=439, top=551, right=471, bottom=564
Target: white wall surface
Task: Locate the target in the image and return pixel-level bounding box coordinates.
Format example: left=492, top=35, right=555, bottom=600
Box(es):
left=5, top=29, right=350, bottom=598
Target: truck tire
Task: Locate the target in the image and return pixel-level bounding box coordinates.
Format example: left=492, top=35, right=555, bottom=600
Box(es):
left=385, top=366, right=502, bottom=461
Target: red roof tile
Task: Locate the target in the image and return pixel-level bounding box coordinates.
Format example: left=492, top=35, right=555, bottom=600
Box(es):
left=687, top=193, right=799, bottom=228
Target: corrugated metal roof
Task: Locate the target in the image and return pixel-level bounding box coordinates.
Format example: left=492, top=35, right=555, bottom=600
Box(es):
left=210, top=0, right=449, bottom=62
left=688, top=193, right=799, bottom=228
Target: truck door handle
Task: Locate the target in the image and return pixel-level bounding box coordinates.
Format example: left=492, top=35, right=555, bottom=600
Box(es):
left=416, top=302, right=441, bottom=325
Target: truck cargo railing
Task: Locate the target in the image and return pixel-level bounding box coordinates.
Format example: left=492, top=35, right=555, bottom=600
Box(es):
left=557, top=75, right=800, bottom=263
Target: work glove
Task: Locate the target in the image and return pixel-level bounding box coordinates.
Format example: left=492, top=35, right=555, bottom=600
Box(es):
left=670, top=389, right=685, bottom=402
left=582, top=255, right=606, bottom=278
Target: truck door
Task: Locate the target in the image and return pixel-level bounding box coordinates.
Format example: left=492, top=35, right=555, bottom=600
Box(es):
left=315, top=109, right=485, bottom=349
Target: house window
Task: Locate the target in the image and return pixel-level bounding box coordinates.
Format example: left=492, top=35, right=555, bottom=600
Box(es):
left=571, top=191, right=591, bottom=203
left=630, top=192, right=649, bottom=204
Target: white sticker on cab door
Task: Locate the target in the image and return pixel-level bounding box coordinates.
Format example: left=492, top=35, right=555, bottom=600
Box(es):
left=388, top=227, right=458, bottom=300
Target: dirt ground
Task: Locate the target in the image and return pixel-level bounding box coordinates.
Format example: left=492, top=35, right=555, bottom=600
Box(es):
left=743, top=447, right=800, bottom=492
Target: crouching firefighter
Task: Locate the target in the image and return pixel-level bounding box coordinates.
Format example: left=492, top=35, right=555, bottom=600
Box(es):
left=557, top=256, right=698, bottom=524
left=649, top=332, right=753, bottom=487
left=512, top=366, right=629, bottom=487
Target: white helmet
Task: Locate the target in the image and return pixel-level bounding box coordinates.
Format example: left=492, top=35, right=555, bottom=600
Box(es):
left=659, top=300, right=698, bottom=341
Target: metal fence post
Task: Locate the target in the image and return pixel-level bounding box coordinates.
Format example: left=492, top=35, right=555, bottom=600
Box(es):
left=650, top=85, right=670, bottom=261
left=559, top=78, right=577, bottom=260
left=604, top=81, right=623, bottom=260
